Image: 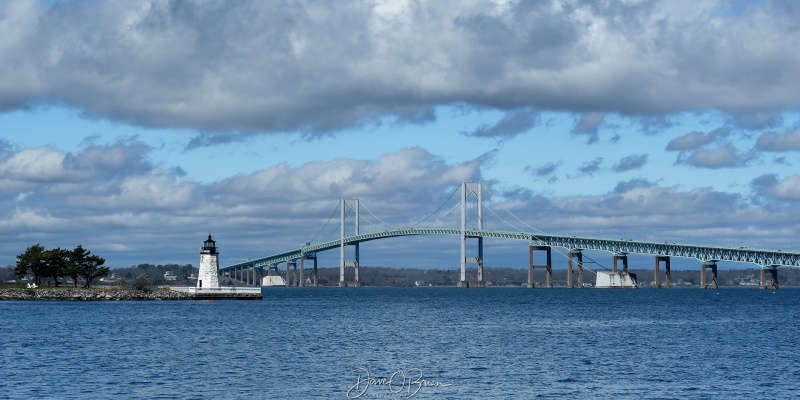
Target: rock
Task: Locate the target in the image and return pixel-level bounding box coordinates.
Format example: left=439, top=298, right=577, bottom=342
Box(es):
left=0, top=287, right=195, bottom=301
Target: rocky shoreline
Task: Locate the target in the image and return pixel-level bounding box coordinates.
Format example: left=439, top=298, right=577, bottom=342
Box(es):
left=0, top=287, right=195, bottom=301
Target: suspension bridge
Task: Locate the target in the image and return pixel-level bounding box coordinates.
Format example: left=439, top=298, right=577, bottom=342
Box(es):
left=220, top=182, right=800, bottom=289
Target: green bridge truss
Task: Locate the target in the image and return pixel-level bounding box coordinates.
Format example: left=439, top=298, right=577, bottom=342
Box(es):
left=221, top=228, right=800, bottom=273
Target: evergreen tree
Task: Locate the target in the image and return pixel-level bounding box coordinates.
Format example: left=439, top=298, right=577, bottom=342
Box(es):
left=79, top=254, right=108, bottom=288
left=15, top=244, right=47, bottom=286
left=42, top=248, right=70, bottom=287
left=66, top=245, right=91, bottom=288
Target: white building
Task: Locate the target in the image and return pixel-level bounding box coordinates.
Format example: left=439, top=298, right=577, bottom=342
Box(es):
left=197, top=235, right=220, bottom=289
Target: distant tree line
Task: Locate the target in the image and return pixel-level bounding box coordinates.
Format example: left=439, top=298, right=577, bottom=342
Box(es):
left=15, top=244, right=108, bottom=288
left=110, top=263, right=197, bottom=286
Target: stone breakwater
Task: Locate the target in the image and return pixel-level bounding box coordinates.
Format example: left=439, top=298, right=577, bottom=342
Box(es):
left=0, top=287, right=195, bottom=301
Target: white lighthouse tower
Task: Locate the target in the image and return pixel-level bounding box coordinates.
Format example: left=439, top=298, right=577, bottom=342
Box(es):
left=197, top=234, right=220, bottom=288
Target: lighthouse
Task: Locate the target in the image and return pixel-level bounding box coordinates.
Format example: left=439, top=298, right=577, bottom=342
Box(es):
left=197, top=234, right=220, bottom=288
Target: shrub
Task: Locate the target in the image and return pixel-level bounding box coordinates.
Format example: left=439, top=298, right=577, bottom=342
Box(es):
left=132, top=277, right=152, bottom=292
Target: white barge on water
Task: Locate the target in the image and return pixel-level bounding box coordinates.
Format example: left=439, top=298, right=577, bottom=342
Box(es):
left=594, top=270, right=638, bottom=288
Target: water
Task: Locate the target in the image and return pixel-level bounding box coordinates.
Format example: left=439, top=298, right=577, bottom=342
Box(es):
left=1, top=287, right=798, bottom=399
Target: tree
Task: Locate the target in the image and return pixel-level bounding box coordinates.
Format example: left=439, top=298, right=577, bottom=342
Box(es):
left=42, top=248, right=70, bottom=287
left=66, top=245, right=90, bottom=288
left=15, top=244, right=48, bottom=286
left=15, top=244, right=109, bottom=288
left=79, top=254, right=108, bottom=288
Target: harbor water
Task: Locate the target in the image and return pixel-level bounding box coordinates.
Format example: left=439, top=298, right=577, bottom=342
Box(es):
left=1, top=287, right=798, bottom=399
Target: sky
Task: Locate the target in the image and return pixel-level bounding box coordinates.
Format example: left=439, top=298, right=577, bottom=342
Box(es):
left=3, top=0, right=800, bottom=272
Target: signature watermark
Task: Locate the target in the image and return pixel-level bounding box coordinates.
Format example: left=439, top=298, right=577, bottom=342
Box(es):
left=346, top=367, right=452, bottom=398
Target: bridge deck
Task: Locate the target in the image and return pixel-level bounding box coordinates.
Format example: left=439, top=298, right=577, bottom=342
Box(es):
left=221, top=229, right=800, bottom=272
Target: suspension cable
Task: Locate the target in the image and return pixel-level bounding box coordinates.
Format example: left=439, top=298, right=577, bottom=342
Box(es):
left=308, top=200, right=342, bottom=243
left=360, top=202, right=401, bottom=230
left=397, top=185, right=457, bottom=228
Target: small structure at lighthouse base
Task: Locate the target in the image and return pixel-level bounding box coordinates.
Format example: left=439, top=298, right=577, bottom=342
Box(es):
left=171, top=235, right=262, bottom=300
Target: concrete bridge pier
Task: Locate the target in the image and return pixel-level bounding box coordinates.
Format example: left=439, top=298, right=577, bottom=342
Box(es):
left=612, top=254, right=628, bottom=273
left=700, top=262, right=718, bottom=289
left=458, top=239, right=484, bottom=288
left=353, top=260, right=361, bottom=287
left=243, top=265, right=256, bottom=286
left=301, top=255, right=318, bottom=287
left=528, top=245, right=552, bottom=288
left=339, top=243, right=360, bottom=287
left=760, top=266, right=779, bottom=289
left=298, top=259, right=304, bottom=287
left=654, top=256, right=671, bottom=288
left=567, top=250, right=583, bottom=288
left=286, top=261, right=298, bottom=287
left=470, top=257, right=486, bottom=288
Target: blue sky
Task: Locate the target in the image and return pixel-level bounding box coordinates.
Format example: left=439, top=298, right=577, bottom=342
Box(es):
left=3, top=0, right=800, bottom=272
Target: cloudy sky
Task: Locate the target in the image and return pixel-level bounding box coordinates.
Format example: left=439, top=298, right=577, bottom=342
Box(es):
left=3, top=0, right=800, bottom=272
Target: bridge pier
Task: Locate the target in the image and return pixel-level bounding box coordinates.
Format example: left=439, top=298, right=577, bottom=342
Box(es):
left=286, top=261, right=298, bottom=287
left=475, top=237, right=485, bottom=287
left=528, top=245, right=552, bottom=288
left=301, top=254, right=318, bottom=287
left=700, top=262, right=718, bottom=289
left=760, top=266, right=778, bottom=289
left=298, top=259, right=304, bottom=287
left=353, top=260, right=361, bottom=287
left=654, top=256, right=671, bottom=288
left=567, top=250, right=583, bottom=288
left=612, top=254, right=628, bottom=273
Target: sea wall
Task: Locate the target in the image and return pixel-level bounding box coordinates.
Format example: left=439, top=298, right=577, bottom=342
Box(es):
left=0, top=287, right=194, bottom=301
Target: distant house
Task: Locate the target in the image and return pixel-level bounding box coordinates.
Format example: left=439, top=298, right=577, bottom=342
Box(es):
left=164, top=271, right=178, bottom=281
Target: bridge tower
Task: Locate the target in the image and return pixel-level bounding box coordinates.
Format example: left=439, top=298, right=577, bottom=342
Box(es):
left=459, top=182, right=485, bottom=288
left=197, top=234, right=219, bottom=289
left=340, top=198, right=361, bottom=287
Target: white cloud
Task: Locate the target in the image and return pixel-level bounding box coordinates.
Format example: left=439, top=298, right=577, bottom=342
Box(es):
left=772, top=175, right=800, bottom=200
left=0, top=147, right=70, bottom=181
left=1, top=1, right=800, bottom=138
left=0, top=144, right=488, bottom=266
left=755, top=128, right=800, bottom=151
left=666, top=127, right=732, bottom=151
left=677, top=144, right=752, bottom=169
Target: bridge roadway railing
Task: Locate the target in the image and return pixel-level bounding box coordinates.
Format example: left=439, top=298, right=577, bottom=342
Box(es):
left=221, top=228, right=800, bottom=272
